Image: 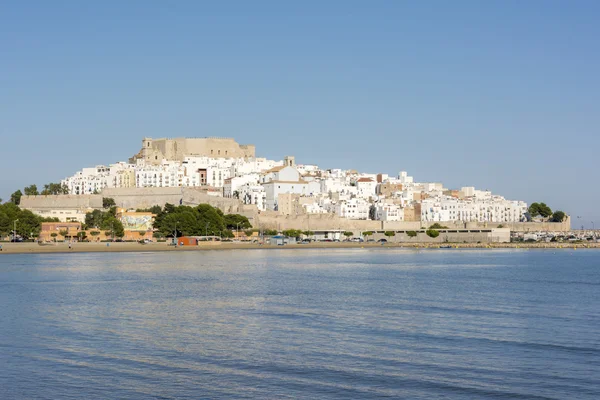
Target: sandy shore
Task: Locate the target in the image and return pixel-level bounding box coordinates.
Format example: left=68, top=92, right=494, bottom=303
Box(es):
left=0, top=241, right=598, bottom=254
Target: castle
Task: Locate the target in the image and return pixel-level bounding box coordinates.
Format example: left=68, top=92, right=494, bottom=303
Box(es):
left=130, top=137, right=255, bottom=165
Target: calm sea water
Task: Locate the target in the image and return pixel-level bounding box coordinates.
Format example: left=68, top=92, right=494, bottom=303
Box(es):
left=1, top=249, right=599, bottom=399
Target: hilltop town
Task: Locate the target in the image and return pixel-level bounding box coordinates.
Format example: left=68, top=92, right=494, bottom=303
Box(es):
left=10, top=137, right=571, bottom=244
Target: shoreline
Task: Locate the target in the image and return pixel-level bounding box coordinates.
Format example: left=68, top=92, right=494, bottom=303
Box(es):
left=1, top=241, right=599, bottom=255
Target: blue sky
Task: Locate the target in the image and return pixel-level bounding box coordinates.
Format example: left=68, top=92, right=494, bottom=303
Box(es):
left=1, top=1, right=599, bottom=227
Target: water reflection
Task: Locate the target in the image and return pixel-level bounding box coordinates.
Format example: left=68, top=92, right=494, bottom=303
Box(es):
left=1, top=249, right=599, bottom=399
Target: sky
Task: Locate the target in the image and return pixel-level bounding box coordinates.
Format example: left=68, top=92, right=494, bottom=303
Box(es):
left=1, top=1, right=599, bottom=227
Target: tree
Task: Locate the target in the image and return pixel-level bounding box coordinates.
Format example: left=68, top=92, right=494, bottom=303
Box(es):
left=343, top=231, right=353, bottom=238
left=10, top=190, right=22, bottom=205
left=406, top=231, right=417, bottom=238
left=41, top=183, right=69, bottom=195
left=59, top=229, right=68, bottom=238
left=539, top=203, right=552, bottom=218
left=529, top=202, right=552, bottom=218
left=369, top=205, right=377, bottom=220
left=24, top=185, right=39, bottom=196
left=363, top=231, right=373, bottom=238
left=244, top=229, right=254, bottom=237
left=282, top=229, right=302, bottom=238
left=264, top=229, right=278, bottom=236
left=50, top=232, right=58, bottom=241
left=384, top=231, right=395, bottom=238
left=77, top=232, right=87, bottom=241
left=528, top=202, right=540, bottom=217
left=302, top=230, right=314, bottom=237
left=223, top=214, right=251, bottom=230
left=102, top=197, right=116, bottom=209
left=139, top=231, right=146, bottom=236
left=89, top=231, right=101, bottom=237
left=551, top=211, right=566, bottom=223
left=429, top=223, right=448, bottom=229
left=426, top=229, right=440, bottom=238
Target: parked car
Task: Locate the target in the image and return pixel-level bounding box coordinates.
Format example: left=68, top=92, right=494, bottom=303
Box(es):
left=377, top=238, right=388, bottom=243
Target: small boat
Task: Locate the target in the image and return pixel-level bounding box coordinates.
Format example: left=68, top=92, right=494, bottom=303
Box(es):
left=439, top=245, right=452, bottom=249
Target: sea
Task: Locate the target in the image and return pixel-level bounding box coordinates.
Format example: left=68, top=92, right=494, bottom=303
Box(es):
left=0, top=248, right=599, bottom=399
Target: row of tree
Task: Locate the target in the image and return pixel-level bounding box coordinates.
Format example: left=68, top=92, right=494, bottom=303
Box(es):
left=135, top=203, right=252, bottom=238
left=528, top=202, right=566, bottom=222
left=0, top=202, right=59, bottom=239
left=8, top=183, right=69, bottom=205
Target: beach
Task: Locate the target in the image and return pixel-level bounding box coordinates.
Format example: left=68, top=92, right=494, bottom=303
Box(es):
left=1, top=240, right=598, bottom=254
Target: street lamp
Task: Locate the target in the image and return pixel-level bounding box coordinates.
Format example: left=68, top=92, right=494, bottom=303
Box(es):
left=174, top=221, right=179, bottom=245
left=13, top=219, right=18, bottom=242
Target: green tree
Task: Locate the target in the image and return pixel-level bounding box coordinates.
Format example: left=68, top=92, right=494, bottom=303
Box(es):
left=224, top=214, right=251, bottom=230
left=264, top=229, right=278, bottom=236
left=41, top=183, right=68, bottom=195
left=50, top=232, right=58, bottom=241
left=384, top=231, right=395, bottom=238
left=529, top=202, right=552, bottom=218
left=0, top=211, right=10, bottom=237
left=10, top=190, right=22, bottom=205
left=343, top=231, right=353, bottom=238
left=528, top=203, right=540, bottom=217
left=139, top=231, right=146, bottom=237
left=406, top=231, right=418, bottom=238
left=282, top=229, right=302, bottom=238
left=77, top=232, right=87, bottom=241
left=24, top=184, right=39, bottom=196
left=102, top=197, right=116, bottom=208
left=302, top=230, right=314, bottom=237
left=429, top=223, right=448, bottom=229
left=426, top=229, right=440, bottom=238
left=244, top=229, right=254, bottom=237
left=538, top=203, right=552, bottom=218
left=363, top=231, right=373, bottom=238
left=551, top=211, right=566, bottom=223
left=59, top=229, right=68, bottom=238
left=90, top=231, right=101, bottom=237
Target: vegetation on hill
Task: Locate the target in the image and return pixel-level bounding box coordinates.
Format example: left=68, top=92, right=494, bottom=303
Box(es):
left=84, top=208, right=124, bottom=238
left=426, top=229, right=440, bottom=238
left=0, top=202, right=59, bottom=239
left=528, top=202, right=566, bottom=223
left=135, top=203, right=250, bottom=238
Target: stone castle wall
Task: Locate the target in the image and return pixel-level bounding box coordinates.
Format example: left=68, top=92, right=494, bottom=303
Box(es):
left=138, top=137, right=255, bottom=164
left=21, top=189, right=571, bottom=233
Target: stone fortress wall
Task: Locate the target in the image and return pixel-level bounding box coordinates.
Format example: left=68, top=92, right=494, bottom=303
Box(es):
left=21, top=188, right=571, bottom=233
left=132, top=137, right=255, bottom=164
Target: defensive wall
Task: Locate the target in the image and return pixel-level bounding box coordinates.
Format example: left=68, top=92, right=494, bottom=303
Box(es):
left=253, top=213, right=571, bottom=233
left=21, top=189, right=570, bottom=233
left=21, top=194, right=103, bottom=210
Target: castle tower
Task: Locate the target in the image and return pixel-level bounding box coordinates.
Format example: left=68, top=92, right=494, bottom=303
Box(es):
left=142, top=138, right=153, bottom=162
left=284, top=156, right=296, bottom=167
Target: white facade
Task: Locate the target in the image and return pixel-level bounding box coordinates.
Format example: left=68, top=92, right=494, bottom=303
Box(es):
left=375, top=203, right=404, bottom=221
left=335, top=198, right=370, bottom=220
left=421, top=196, right=528, bottom=223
